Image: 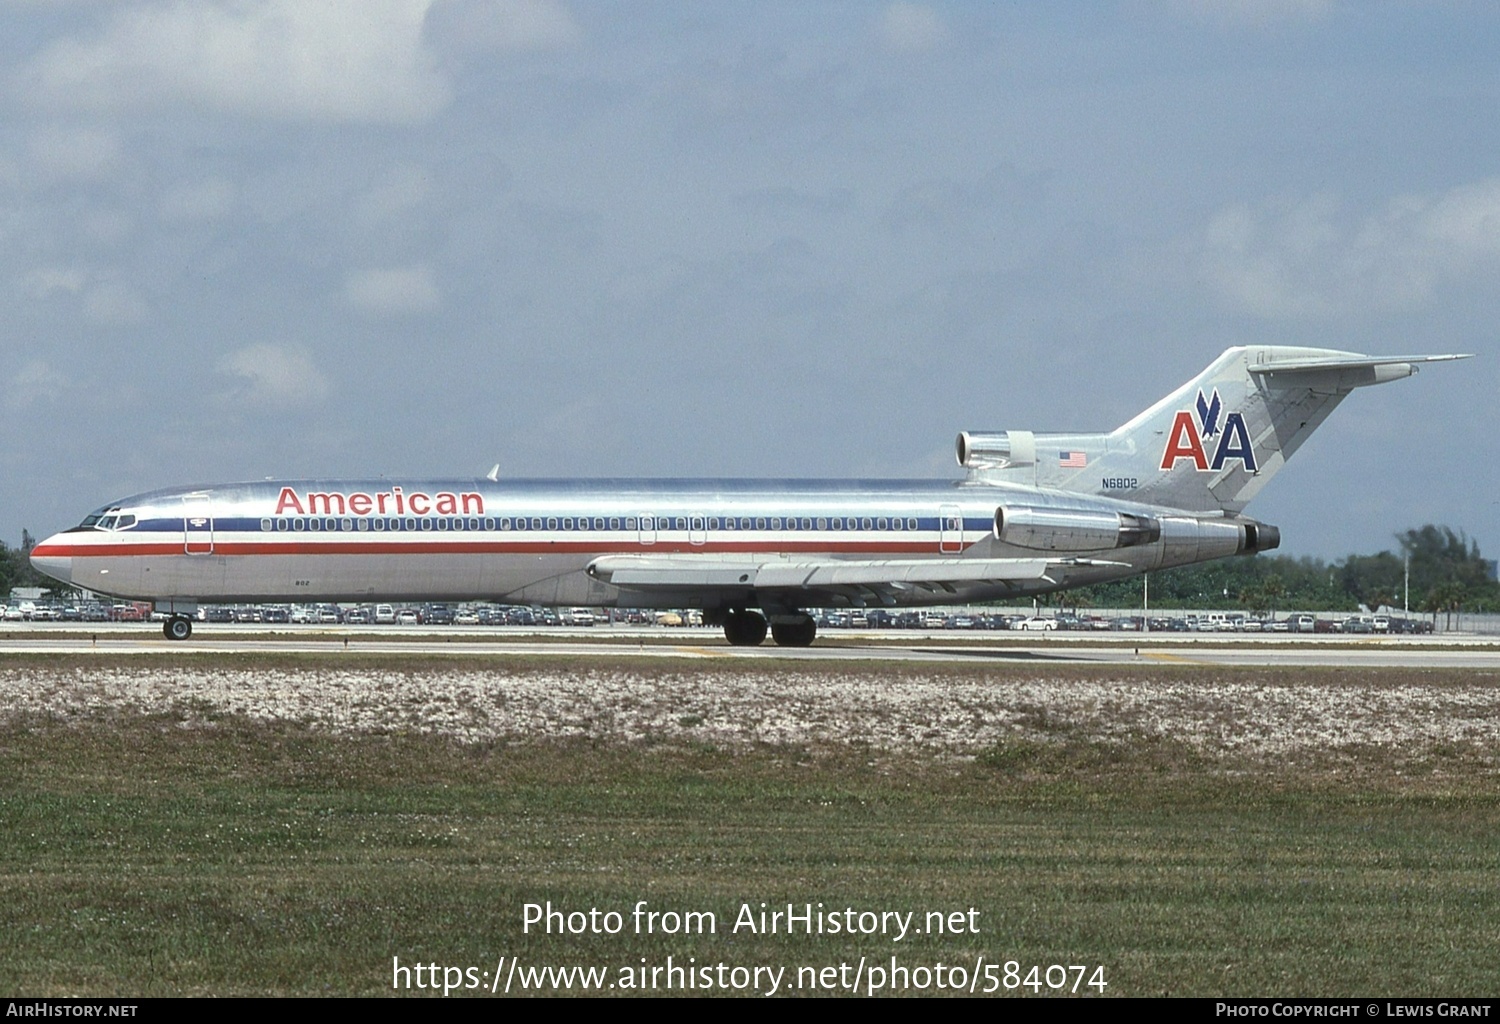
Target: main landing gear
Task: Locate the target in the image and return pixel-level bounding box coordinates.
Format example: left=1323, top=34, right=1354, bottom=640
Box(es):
left=770, top=615, right=817, bottom=648
left=164, top=615, right=193, bottom=641
left=723, top=608, right=767, bottom=646
left=716, top=609, right=818, bottom=648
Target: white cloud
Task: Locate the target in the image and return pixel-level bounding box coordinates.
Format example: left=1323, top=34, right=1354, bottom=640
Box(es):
left=19, top=266, right=87, bottom=299
left=25, top=126, right=122, bottom=181
left=423, top=0, right=579, bottom=56
left=217, top=343, right=329, bottom=406
left=82, top=280, right=149, bottom=325
left=354, top=165, right=433, bottom=226
left=344, top=265, right=440, bottom=315
left=1167, top=0, right=1335, bottom=28
left=6, top=360, right=70, bottom=412
left=1194, top=179, right=1500, bottom=319
left=157, top=177, right=236, bottom=222
left=876, top=2, right=948, bottom=54
left=20, top=0, right=451, bottom=123
left=17, top=266, right=147, bottom=323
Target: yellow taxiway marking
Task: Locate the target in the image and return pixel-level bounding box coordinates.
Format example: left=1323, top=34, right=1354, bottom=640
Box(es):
left=674, top=646, right=730, bottom=657
left=1141, top=651, right=1207, bottom=665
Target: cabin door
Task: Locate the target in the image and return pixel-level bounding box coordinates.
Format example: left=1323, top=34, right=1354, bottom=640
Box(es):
left=939, top=504, right=963, bottom=554
left=183, top=494, right=214, bottom=555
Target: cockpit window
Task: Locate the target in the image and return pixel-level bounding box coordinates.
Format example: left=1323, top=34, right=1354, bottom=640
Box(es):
left=74, top=507, right=137, bottom=531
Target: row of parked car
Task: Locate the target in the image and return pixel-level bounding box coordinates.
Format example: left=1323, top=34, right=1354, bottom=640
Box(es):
left=197, top=603, right=609, bottom=627
left=1, top=601, right=138, bottom=622
left=2, top=600, right=1437, bottom=634
left=815, top=610, right=1436, bottom=633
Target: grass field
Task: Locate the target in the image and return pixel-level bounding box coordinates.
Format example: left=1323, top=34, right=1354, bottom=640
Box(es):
left=0, top=654, right=1496, bottom=996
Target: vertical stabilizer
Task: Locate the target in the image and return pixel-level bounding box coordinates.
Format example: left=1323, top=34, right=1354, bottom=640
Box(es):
left=961, top=346, right=1468, bottom=514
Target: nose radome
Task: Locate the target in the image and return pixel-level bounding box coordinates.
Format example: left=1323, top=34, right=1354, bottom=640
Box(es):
left=28, top=537, right=73, bottom=586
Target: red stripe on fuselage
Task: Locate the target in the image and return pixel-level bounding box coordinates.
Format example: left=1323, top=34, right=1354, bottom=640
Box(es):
left=36, top=539, right=950, bottom=557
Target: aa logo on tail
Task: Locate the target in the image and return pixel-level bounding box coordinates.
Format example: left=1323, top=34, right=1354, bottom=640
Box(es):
left=1159, top=389, right=1257, bottom=472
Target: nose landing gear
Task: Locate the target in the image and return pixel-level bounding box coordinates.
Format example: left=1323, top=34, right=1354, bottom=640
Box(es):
left=164, top=615, right=193, bottom=641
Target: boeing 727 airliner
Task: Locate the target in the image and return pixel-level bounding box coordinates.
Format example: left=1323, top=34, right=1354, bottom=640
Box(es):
left=30, top=346, right=1467, bottom=645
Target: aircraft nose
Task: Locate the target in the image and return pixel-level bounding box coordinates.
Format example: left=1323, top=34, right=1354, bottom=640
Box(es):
left=28, top=537, right=73, bottom=586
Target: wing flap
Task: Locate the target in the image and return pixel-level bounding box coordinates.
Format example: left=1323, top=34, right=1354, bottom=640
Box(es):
left=588, top=555, right=1054, bottom=590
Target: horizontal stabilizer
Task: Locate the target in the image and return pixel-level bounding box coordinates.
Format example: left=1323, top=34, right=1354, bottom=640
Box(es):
left=587, top=554, right=1054, bottom=590
left=1249, top=352, right=1471, bottom=383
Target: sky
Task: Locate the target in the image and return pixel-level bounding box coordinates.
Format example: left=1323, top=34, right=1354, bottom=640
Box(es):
left=2, top=0, right=1497, bottom=559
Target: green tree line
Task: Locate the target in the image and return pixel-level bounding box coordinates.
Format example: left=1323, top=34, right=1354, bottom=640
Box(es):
left=0, top=530, right=51, bottom=597
left=1073, top=525, right=1499, bottom=616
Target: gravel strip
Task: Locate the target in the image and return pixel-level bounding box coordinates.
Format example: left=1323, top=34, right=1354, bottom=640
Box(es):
left=3, top=664, right=1498, bottom=763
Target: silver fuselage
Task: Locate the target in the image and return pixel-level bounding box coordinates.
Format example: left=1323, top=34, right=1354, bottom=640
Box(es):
left=29, top=476, right=1234, bottom=610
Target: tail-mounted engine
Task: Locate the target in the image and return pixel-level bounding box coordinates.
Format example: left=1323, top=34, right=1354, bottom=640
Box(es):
left=957, top=431, right=1035, bottom=470
left=994, top=506, right=1161, bottom=552
left=994, top=505, right=1278, bottom=559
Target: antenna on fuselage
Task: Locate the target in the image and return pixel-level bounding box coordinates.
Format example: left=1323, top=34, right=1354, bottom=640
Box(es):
left=486, top=464, right=499, bottom=481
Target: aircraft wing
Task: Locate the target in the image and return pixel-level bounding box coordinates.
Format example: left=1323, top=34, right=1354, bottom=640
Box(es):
left=586, top=553, right=1066, bottom=598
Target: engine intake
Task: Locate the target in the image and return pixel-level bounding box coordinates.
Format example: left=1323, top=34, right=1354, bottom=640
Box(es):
left=957, top=430, right=1035, bottom=469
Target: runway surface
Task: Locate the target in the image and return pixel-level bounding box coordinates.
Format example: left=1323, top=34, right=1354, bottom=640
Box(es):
left=2, top=624, right=1498, bottom=667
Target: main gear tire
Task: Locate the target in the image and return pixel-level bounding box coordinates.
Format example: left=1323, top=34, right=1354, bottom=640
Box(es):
left=771, top=616, right=817, bottom=647
left=723, top=609, right=768, bottom=646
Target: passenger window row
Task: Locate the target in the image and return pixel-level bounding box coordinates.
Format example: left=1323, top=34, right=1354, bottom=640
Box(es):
left=255, top=515, right=929, bottom=533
